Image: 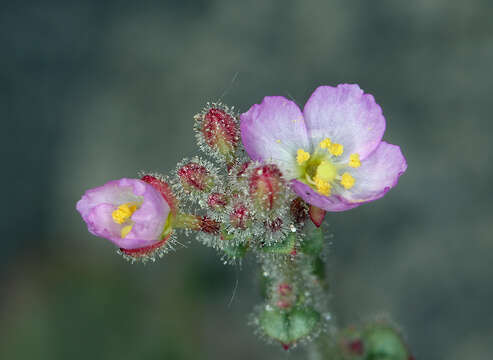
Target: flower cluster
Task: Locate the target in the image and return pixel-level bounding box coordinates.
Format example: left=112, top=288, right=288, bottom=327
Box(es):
left=76, top=84, right=408, bottom=353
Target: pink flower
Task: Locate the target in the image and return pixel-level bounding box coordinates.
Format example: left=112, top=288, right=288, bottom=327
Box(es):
left=76, top=178, right=171, bottom=250
left=240, top=84, right=407, bottom=211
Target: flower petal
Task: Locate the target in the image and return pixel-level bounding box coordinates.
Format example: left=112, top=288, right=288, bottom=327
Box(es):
left=76, top=179, right=140, bottom=218
left=240, top=96, right=309, bottom=177
left=291, top=180, right=360, bottom=212
left=338, top=141, right=407, bottom=204
left=303, top=84, right=386, bottom=161
left=125, top=182, right=170, bottom=246
left=85, top=203, right=122, bottom=240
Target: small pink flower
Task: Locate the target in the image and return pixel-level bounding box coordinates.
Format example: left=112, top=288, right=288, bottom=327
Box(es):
left=76, top=178, right=171, bottom=250
left=240, top=84, right=407, bottom=211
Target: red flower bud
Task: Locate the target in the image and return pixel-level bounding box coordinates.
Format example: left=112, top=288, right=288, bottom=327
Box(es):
left=230, top=203, right=249, bottom=229
left=266, top=217, right=283, bottom=232
left=290, top=197, right=308, bottom=224
left=199, top=216, right=221, bottom=235
left=207, top=192, right=228, bottom=210
left=194, top=105, right=239, bottom=161
left=236, top=161, right=251, bottom=177
left=177, top=162, right=214, bottom=192
left=249, top=164, right=285, bottom=212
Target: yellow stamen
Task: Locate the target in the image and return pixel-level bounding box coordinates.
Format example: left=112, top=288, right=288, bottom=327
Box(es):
left=319, top=138, right=332, bottom=149
left=329, top=143, right=344, bottom=156
left=112, top=203, right=137, bottom=224
left=314, top=176, right=331, bottom=196
left=276, top=139, right=281, bottom=143
left=121, top=225, right=133, bottom=238
left=296, top=149, right=310, bottom=165
left=349, top=153, right=361, bottom=168
left=340, top=172, right=355, bottom=189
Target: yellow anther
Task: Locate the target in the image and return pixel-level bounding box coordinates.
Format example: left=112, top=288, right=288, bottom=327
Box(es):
left=112, top=203, right=137, bottom=224
left=121, top=225, right=133, bottom=238
left=319, top=138, right=332, bottom=149
left=340, top=172, right=355, bottom=189
left=349, top=153, right=361, bottom=168
left=329, top=143, right=344, bottom=156
left=276, top=139, right=281, bottom=143
left=314, top=176, right=332, bottom=196
left=296, top=149, right=310, bottom=165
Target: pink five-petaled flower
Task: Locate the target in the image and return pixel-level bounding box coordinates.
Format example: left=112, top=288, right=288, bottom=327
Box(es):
left=76, top=178, right=172, bottom=251
left=240, top=84, right=407, bottom=212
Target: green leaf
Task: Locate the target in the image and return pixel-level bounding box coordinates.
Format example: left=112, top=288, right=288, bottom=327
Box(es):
left=288, top=307, right=321, bottom=341
left=259, top=306, right=321, bottom=345
left=259, top=309, right=290, bottom=344
left=301, top=226, right=324, bottom=256
left=261, top=233, right=296, bottom=254
left=363, top=326, right=409, bottom=360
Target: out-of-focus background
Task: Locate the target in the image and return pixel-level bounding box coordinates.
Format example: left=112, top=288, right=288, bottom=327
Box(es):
left=2, top=1, right=492, bottom=359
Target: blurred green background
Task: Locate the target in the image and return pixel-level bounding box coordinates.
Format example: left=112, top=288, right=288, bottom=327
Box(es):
left=2, top=1, right=492, bottom=359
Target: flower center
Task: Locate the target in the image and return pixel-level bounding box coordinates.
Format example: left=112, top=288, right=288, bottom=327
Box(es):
left=296, top=138, right=361, bottom=196
left=112, top=202, right=140, bottom=238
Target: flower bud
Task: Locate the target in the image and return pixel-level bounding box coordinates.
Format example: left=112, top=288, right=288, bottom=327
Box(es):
left=76, top=177, right=173, bottom=260
left=230, top=203, right=250, bottom=229
left=235, top=161, right=251, bottom=178
left=290, top=197, right=308, bottom=224
left=177, top=162, right=214, bottom=192
left=198, top=216, right=221, bottom=234
left=207, top=192, right=228, bottom=210
left=266, top=217, right=283, bottom=232
left=249, top=164, right=285, bottom=212
left=194, top=104, right=239, bottom=161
